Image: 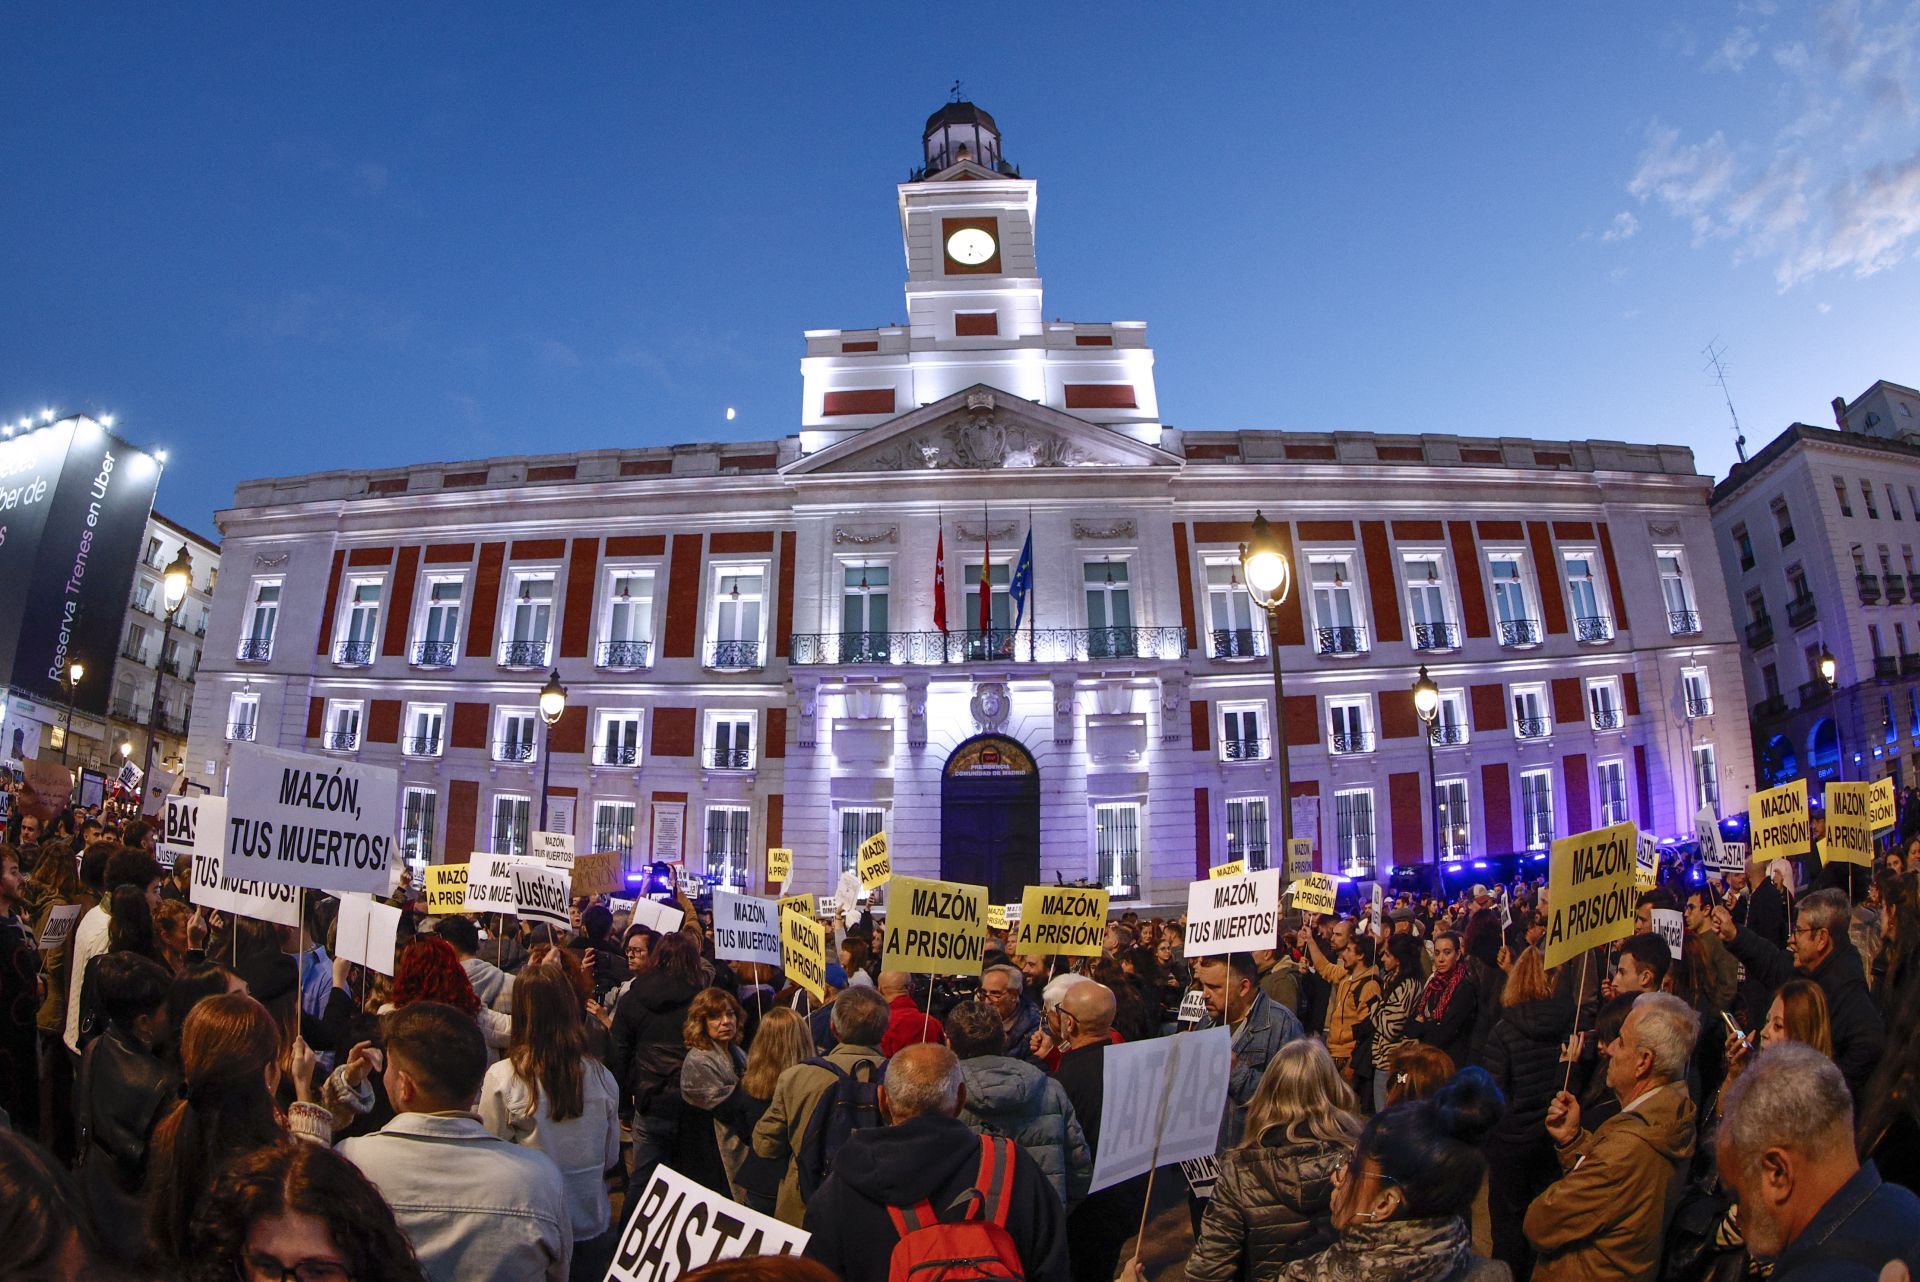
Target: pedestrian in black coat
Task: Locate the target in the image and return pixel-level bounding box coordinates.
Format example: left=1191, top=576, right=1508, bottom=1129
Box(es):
left=1476, top=947, right=1571, bottom=1278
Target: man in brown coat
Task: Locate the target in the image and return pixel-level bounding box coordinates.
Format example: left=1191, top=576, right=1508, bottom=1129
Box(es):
left=1524, top=991, right=1700, bottom=1282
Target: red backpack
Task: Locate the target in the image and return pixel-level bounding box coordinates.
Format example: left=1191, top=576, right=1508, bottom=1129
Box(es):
left=885, top=1135, right=1026, bottom=1282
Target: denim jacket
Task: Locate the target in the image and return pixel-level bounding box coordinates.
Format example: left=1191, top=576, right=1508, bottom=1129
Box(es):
left=1204, top=989, right=1306, bottom=1149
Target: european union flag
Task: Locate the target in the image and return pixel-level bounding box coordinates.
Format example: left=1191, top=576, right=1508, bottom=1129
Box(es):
left=1009, top=529, right=1034, bottom=630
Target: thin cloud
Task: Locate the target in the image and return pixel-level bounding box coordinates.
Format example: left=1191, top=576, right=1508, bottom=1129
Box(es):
left=1601, top=211, right=1640, bottom=241
left=1709, top=26, right=1762, bottom=71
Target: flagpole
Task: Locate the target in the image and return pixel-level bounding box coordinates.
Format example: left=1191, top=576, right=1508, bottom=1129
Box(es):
left=1027, top=503, right=1036, bottom=660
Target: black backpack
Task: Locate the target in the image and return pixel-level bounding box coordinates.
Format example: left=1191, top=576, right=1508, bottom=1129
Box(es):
left=795, top=1056, right=885, bottom=1197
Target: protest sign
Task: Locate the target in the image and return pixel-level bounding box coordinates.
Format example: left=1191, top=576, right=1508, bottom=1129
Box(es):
left=856, top=831, right=891, bottom=890
left=571, top=851, right=625, bottom=898
left=1013, top=885, right=1108, bottom=957
left=141, top=767, right=180, bottom=816
left=1497, top=886, right=1512, bottom=930
left=1182, top=1155, right=1220, bottom=1200
left=1869, top=777, right=1897, bottom=834
left=1369, top=882, right=1384, bottom=936
left=1284, top=872, right=1338, bottom=919
left=1209, top=859, right=1246, bottom=880
left=817, top=895, right=842, bottom=921
left=1176, top=988, right=1206, bottom=1025
left=1696, top=805, right=1737, bottom=873
left=782, top=906, right=829, bottom=1002
left=1822, top=782, right=1875, bottom=866
left=882, top=875, right=988, bottom=976
left=422, top=865, right=468, bottom=915
left=986, top=903, right=1009, bottom=932
left=463, top=852, right=529, bottom=913
left=1635, top=832, right=1660, bottom=890
left=627, top=897, right=686, bottom=936
left=161, top=794, right=225, bottom=877
left=189, top=848, right=300, bottom=927
left=1543, top=822, right=1638, bottom=969
left=1187, top=868, right=1282, bottom=957
left=1721, top=842, right=1747, bottom=873
left=18, top=757, right=74, bottom=821
left=713, top=891, right=783, bottom=967
left=1650, top=908, right=1684, bottom=961
left=335, top=894, right=402, bottom=976
left=1089, top=1025, right=1232, bottom=1193
left=776, top=893, right=816, bottom=919
left=531, top=830, right=574, bottom=868
left=1748, top=779, right=1810, bottom=864
left=36, top=903, right=83, bottom=952
left=511, top=863, right=572, bottom=931
left=1286, top=838, right=1314, bottom=881
left=224, top=744, right=399, bottom=895
left=766, top=847, right=793, bottom=886
left=608, top=896, right=636, bottom=916
left=607, top=1162, right=808, bottom=1282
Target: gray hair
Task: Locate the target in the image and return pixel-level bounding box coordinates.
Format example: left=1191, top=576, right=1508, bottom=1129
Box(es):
left=1720, top=1043, right=1853, bottom=1179
left=885, top=1045, right=964, bottom=1120
left=981, top=964, right=1022, bottom=992
left=829, top=985, right=890, bottom=1046
left=1630, top=992, right=1700, bottom=1082
left=1799, top=888, right=1851, bottom=940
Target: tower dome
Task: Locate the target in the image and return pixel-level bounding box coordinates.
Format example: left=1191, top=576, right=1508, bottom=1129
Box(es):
left=919, top=101, right=1017, bottom=178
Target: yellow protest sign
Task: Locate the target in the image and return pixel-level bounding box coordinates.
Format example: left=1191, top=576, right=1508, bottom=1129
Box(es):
left=1210, top=860, right=1246, bottom=880
left=1868, top=777, right=1897, bottom=833
left=857, top=831, right=892, bottom=890
left=1822, top=782, right=1875, bottom=866
left=1287, top=839, right=1314, bottom=881
left=882, top=875, right=988, bottom=976
left=767, top=847, right=793, bottom=885
left=1748, top=779, right=1810, bottom=863
left=777, top=893, right=816, bottom=919
left=1543, top=822, right=1639, bottom=969
left=781, top=906, right=829, bottom=1002
left=986, top=903, right=1009, bottom=932
left=570, top=851, right=625, bottom=898
left=1288, top=873, right=1339, bottom=917
left=423, top=865, right=468, bottom=915
left=1013, top=884, right=1108, bottom=957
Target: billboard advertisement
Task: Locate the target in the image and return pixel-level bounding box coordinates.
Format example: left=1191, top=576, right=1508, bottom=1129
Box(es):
left=0, top=417, right=162, bottom=717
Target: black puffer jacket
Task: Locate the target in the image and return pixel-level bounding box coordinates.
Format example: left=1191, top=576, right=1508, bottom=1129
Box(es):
left=1478, top=995, right=1572, bottom=1141
left=1187, top=1133, right=1350, bottom=1282
left=1727, top=926, right=1886, bottom=1098
left=609, top=968, right=701, bottom=1109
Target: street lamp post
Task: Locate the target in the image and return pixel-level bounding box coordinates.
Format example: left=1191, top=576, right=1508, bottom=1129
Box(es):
left=1817, top=645, right=1842, bottom=782
left=143, top=547, right=194, bottom=791
left=1412, top=666, right=1441, bottom=866
left=1240, top=512, right=1295, bottom=857
left=60, top=660, right=85, bottom=763
left=537, top=669, right=567, bottom=831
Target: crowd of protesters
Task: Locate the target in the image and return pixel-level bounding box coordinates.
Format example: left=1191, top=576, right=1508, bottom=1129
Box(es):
left=4, top=782, right=1920, bottom=1282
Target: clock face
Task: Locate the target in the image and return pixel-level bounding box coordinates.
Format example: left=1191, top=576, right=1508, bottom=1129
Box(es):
left=946, top=227, right=997, bottom=267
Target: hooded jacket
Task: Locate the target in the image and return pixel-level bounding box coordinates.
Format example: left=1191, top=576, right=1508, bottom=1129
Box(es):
left=1478, top=995, right=1574, bottom=1141
left=1187, top=1133, right=1349, bottom=1282
left=1725, top=926, right=1886, bottom=1098
left=609, top=968, right=701, bottom=1109
left=801, top=1112, right=1069, bottom=1282
left=1522, top=1078, right=1698, bottom=1282
left=956, top=1054, right=1094, bottom=1204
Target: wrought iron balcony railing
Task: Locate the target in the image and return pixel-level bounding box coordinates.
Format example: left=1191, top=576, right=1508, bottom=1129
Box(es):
left=1786, top=595, right=1818, bottom=629
left=227, top=721, right=257, bottom=742
left=412, top=640, right=456, bottom=668
left=237, top=637, right=274, bottom=662
left=597, top=639, right=652, bottom=670
left=1876, top=656, right=1899, bottom=679
left=1590, top=709, right=1624, bottom=730
left=1745, top=618, right=1775, bottom=648
left=1411, top=621, right=1460, bottom=651
left=708, top=746, right=753, bottom=770
left=1497, top=618, right=1541, bottom=648
left=1428, top=723, right=1468, bottom=746
left=493, top=739, right=536, bottom=763
left=1573, top=615, right=1614, bottom=644
left=1514, top=716, right=1551, bottom=740
left=1329, top=730, right=1375, bottom=755
left=1904, top=654, right=1920, bottom=677
left=1315, top=625, right=1367, bottom=656
left=499, top=640, right=549, bottom=668
left=1685, top=696, right=1713, bottom=718
left=333, top=639, right=375, bottom=666
left=1222, top=738, right=1267, bottom=761
left=1209, top=627, right=1263, bottom=659
left=157, top=710, right=189, bottom=736
left=402, top=735, right=442, bottom=757
left=787, top=626, right=1190, bottom=666
left=706, top=639, right=763, bottom=670
left=1798, top=679, right=1830, bottom=705
left=594, top=743, right=640, bottom=766
left=1668, top=609, right=1702, bottom=636
left=322, top=730, right=360, bottom=751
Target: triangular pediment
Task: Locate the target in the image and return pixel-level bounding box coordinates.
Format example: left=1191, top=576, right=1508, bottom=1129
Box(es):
left=926, top=159, right=1005, bottom=182
left=787, top=386, right=1180, bottom=475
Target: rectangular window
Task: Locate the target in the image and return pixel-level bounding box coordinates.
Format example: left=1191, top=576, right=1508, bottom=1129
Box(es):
left=335, top=579, right=382, bottom=665
left=1095, top=803, right=1142, bottom=898
left=1682, top=668, right=1713, bottom=718
left=1309, top=556, right=1367, bottom=654
left=227, top=693, right=259, bottom=743
left=708, top=713, right=755, bottom=770
left=1437, top=778, right=1470, bottom=860
left=501, top=572, right=555, bottom=667
left=594, top=801, right=637, bottom=857
left=1586, top=677, right=1623, bottom=730
left=1084, top=560, right=1135, bottom=657
left=415, top=577, right=463, bottom=666
left=1225, top=796, right=1271, bottom=870
left=493, top=708, right=537, bottom=763
left=595, top=710, right=642, bottom=766
left=1776, top=498, right=1799, bottom=544
left=965, top=561, right=1013, bottom=658
left=1430, top=689, right=1469, bottom=746
left=709, top=568, right=766, bottom=669
left=241, top=579, right=281, bottom=660
left=1563, top=552, right=1610, bottom=641
left=1521, top=769, right=1555, bottom=849
left=1205, top=562, right=1264, bottom=658
left=839, top=564, right=891, bottom=661
left=1597, top=760, right=1629, bottom=827
left=323, top=699, right=362, bottom=752
left=1863, top=480, right=1880, bottom=518
left=837, top=807, right=886, bottom=877
left=1733, top=524, right=1755, bottom=571
left=402, top=787, right=438, bottom=862
left=1692, top=744, right=1720, bottom=812
left=403, top=703, right=445, bottom=758
left=596, top=568, right=655, bottom=669
left=1762, top=663, right=1780, bottom=699
left=124, top=621, right=149, bottom=665
left=1659, top=551, right=1699, bottom=634
left=134, top=577, right=156, bottom=613
left=1489, top=556, right=1538, bottom=645
left=1334, top=788, right=1376, bottom=878
left=1327, top=697, right=1374, bottom=754
left=703, top=805, right=751, bottom=888
left=1511, top=684, right=1550, bottom=739
left=1221, top=703, right=1267, bottom=761
left=491, top=794, right=531, bottom=857
left=1832, top=480, right=1852, bottom=518
left=1403, top=555, right=1457, bottom=651
left=1890, top=485, right=1904, bottom=521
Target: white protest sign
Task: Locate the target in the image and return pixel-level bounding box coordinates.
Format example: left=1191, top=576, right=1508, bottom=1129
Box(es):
left=817, top=896, right=842, bottom=921
left=626, top=896, right=686, bottom=936
left=1696, top=805, right=1737, bottom=873
left=1651, top=907, right=1685, bottom=961
left=189, top=849, right=300, bottom=927
left=608, top=896, right=637, bottom=916
left=1498, top=885, right=1513, bottom=930
left=511, top=863, right=573, bottom=931
left=607, top=1162, right=808, bottom=1282
left=463, top=852, right=532, bottom=913
left=224, top=744, right=399, bottom=894
left=1721, top=842, right=1747, bottom=873
left=1635, top=831, right=1660, bottom=888
left=36, top=903, right=83, bottom=952
left=334, top=893, right=403, bottom=976
left=1176, top=988, right=1206, bottom=1025
left=161, top=794, right=224, bottom=874
left=712, top=890, right=783, bottom=967
left=1182, top=1154, right=1220, bottom=1200
left=1369, top=883, right=1384, bottom=937
left=1090, top=1025, right=1232, bottom=1193
left=1183, top=867, right=1281, bottom=958
left=531, top=830, right=575, bottom=868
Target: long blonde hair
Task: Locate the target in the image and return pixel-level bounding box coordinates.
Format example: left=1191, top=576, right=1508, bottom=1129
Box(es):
left=742, top=1006, right=815, bottom=1098
left=1241, top=1038, right=1361, bottom=1149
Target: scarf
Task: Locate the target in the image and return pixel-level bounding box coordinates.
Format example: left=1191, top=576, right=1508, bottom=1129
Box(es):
left=1417, top=960, right=1468, bottom=1024
left=1283, top=1215, right=1474, bottom=1282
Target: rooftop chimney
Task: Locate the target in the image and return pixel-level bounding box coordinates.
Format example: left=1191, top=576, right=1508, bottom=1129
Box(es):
left=1833, top=396, right=1850, bottom=430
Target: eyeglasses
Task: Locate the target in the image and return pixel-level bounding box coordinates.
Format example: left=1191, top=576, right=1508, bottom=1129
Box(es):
left=237, top=1255, right=354, bottom=1282
left=1331, top=1154, right=1400, bottom=1189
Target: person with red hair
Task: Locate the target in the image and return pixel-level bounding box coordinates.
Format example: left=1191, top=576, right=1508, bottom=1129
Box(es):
left=385, top=936, right=509, bottom=1054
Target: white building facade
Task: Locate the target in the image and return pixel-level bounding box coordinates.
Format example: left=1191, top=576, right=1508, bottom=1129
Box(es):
left=188, top=105, right=1753, bottom=905
left=109, top=514, right=221, bottom=779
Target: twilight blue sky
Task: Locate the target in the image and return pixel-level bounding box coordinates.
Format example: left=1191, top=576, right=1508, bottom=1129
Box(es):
left=4, top=3, right=1919, bottom=536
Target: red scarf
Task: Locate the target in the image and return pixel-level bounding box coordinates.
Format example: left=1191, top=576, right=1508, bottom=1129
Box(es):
left=1417, top=960, right=1468, bottom=1024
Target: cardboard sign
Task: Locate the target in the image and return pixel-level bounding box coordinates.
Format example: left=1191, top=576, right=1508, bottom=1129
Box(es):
left=607, top=1162, right=809, bottom=1282
left=1013, top=885, right=1108, bottom=957
left=776, top=893, right=816, bottom=919
left=627, top=897, right=686, bottom=936
left=1543, top=822, right=1639, bottom=969
left=531, top=830, right=575, bottom=868
left=1089, top=1025, right=1232, bottom=1193
left=1284, top=872, right=1338, bottom=919
left=985, top=903, right=1009, bottom=932
left=1636, top=832, right=1660, bottom=890
left=334, top=893, right=402, bottom=976
left=713, top=891, right=783, bottom=967
left=464, top=852, right=530, bottom=913
left=161, top=795, right=225, bottom=878
left=17, top=757, right=74, bottom=821
left=782, top=906, right=829, bottom=1002
left=1286, top=838, right=1314, bottom=881
left=882, top=875, right=988, bottom=976
left=422, top=865, right=468, bottom=915
left=1176, top=988, right=1207, bottom=1025
left=1188, top=868, right=1283, bottom=955
left=511, top=863, right=572, bottom=930
left=1868, top=777, right=1897, bottom=833
left=189, top=849, right=301, bottom=927
left=766, top=847, right=793, bottom=886
left=1822, top=782, right=1875, bottom=866
left=36, top=903, right=83, bottom=952
left=1650, top=907, right=1685, bottom=961
left=1209, top=859, right=1246, bottom=880
left=1748, top=779, right=1810, bottom=864
left=224, top=744, right=399, bottom=894
left=571, top=851, right=625, bottom=898
left=856, top=831, right=891, bottom=890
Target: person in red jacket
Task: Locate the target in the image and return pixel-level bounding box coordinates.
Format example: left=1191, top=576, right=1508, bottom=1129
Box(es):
left=878, top=971, right=943, bottom=1056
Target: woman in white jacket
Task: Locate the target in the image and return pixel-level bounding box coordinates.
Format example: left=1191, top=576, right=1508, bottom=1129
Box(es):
left=479, top=966, right=622, bottom=1282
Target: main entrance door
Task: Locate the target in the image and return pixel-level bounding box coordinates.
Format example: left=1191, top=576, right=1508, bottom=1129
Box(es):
left=941, top=735, right=1040, bottom=904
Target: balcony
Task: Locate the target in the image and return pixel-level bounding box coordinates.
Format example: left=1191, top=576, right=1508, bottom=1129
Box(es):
left=706, top=639, right=764, bottom=671
left=333, top=639, right=375, bottom=667
left=1904, top=654, right=1920, bottom=676
left=1590, top=709, right=1624, bottom=731
left=597, top=639, right=652, bottom=670
left=412, top=641, right=456, bottom=668
left=402, top=735, right=442, bottom=757
left=1745, top=618, right=1775, bottom=648
left=322, top=730, right=360, bottom=752
left=1859, top=574, right=1883, bottom=605
left=1209, top=627, right=1263, bottom=660
left=227, top=721, right=257, bottom=742
left=1315, top=625, right=1368, bottom=657
left=1754, top=694, right=1789, bottom=720
left=1888, top=576, right=1910, bottom=604
left=1411, top=621, right=1460, bottom=652
left=1668, top=609, right=1702, bottom=636
left=594, top=743, right=640, bottom=766
left=1497, top=618, right=1542, bottom=648
left=708, top=746, right=753, bottom=770
left=1329, top=730, right=1375, bottom=755
left=1910, top=573, right=1920, bottom=600
left=1876, top=656, right=1899, bottom=679
left=110, top=696, right=144, bottom=721
left=1798, top=679, right=1830, bottom=705
left=1514, top=716, right=1551, bottom=740
left=1786, top=595, right=1818, bottom=629
left=787, top=626, right=1189, bottom=666
left=499, top=639, right=549, bottom=669
left=1428, top=723, right=1468, bottom=746
left=157, top=710, right=189, bottom=736
left=1222, top=737, right=1268, bottom=762
left=1685, top=696, right=1714, bottom=718
left=1573, top=615, right=1615, bottom=644
left=493, top=739, right=536, bottom=763
left=237, top=637, right=274, bottom=663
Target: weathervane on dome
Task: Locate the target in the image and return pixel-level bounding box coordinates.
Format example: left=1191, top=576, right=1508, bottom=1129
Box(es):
left=950, top=79, right=964, bottom=102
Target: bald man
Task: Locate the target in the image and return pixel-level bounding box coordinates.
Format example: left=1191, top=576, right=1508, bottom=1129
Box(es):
left=804, top=1045, right=1068, bottom=1282
left=1044, top=983, right=1146, bottom=1282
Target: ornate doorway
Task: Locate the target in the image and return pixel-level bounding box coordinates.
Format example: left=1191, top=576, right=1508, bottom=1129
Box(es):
left=941, top=734, right=1040, bottom=903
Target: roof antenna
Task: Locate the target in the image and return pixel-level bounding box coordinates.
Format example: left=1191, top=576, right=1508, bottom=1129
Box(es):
left=1703, top=339, right=1748, bottom=464
left=950, top=79, right=964, bottom=102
